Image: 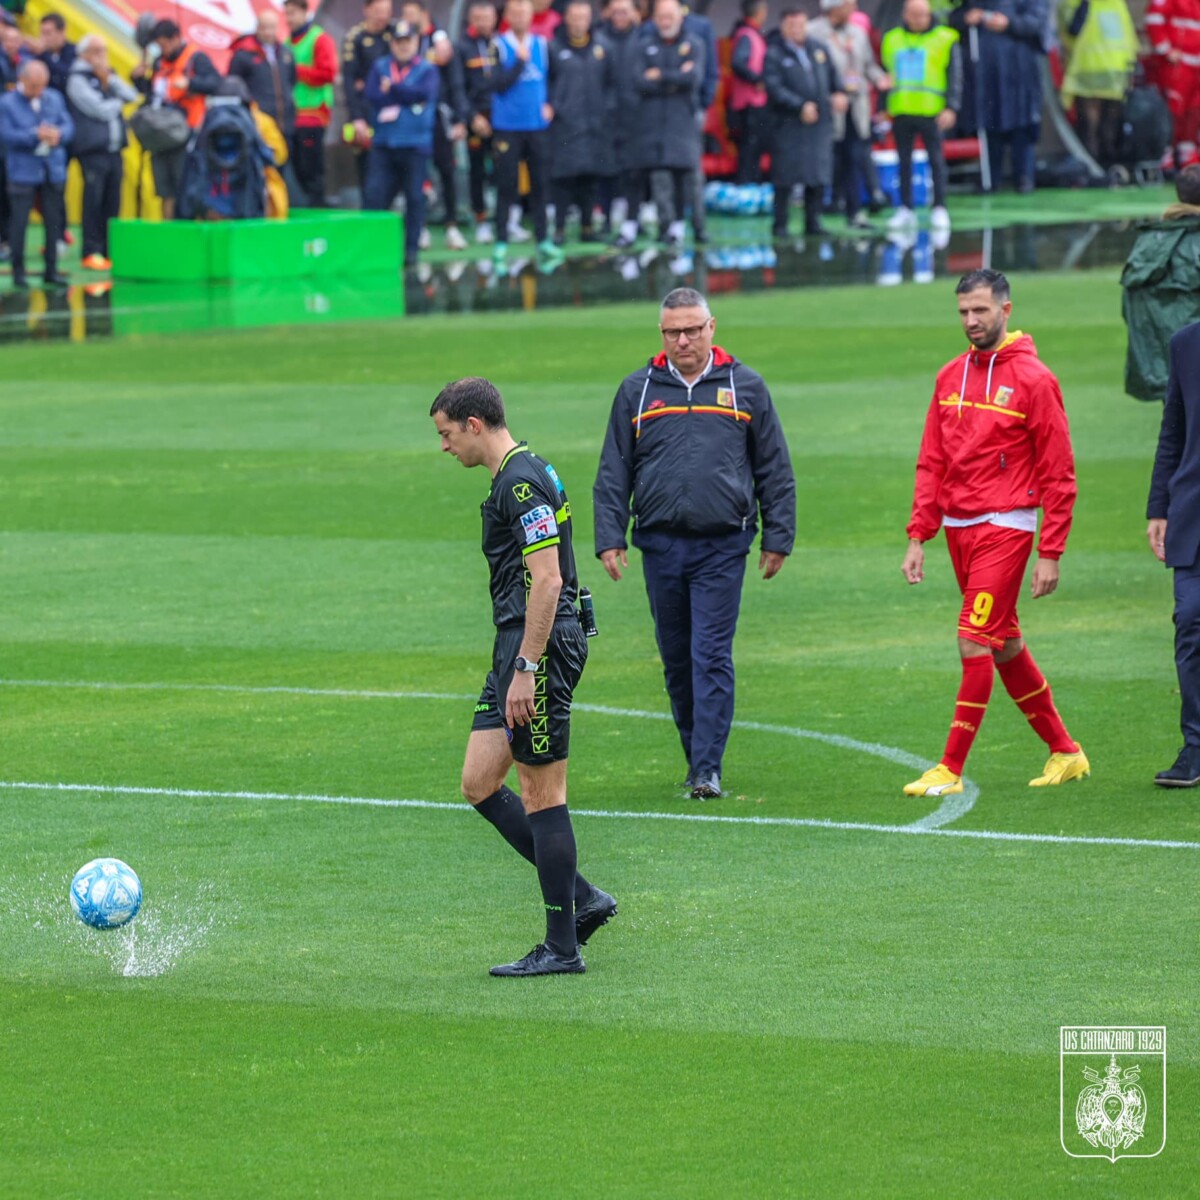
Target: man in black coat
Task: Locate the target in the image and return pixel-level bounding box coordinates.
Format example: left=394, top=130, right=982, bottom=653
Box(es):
left=616, top=0, right=705, bottom=248
left=547, top=0, right=615, bottom=243
left=229, top=14, right=297, bottom=138
left=340, top=0, right=392, bottom=189
left=1147, top=321, right=1200, bottom=786
left=38, top=12, right=76, bottom=93
left=596, top=0, right=640, bottom=234
left=763, top=8, right=847, bottom=238
left=458, top=0, right=523, bottom=242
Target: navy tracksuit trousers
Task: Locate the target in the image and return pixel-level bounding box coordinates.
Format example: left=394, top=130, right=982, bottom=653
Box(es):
left=635, top=527, right=755, bottom=778
left=1174, top=559, right=1200, bottom=745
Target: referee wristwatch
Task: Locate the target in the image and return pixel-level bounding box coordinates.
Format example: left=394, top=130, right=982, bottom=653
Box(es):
left=514, top=655, right=539, bottom=674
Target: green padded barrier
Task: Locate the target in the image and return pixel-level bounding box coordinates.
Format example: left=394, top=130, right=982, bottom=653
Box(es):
left=110, top=212, right=403, bottom=282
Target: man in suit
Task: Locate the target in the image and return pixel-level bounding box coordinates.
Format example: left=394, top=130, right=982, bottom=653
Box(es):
left=1147, top=320, right=1200, bottom=785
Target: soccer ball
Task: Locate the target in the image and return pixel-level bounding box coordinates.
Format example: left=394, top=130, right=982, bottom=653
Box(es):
left=70, top=858, right=142, bottom=929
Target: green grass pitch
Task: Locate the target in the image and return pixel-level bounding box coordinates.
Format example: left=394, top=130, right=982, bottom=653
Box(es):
left=1, top=274, right=1196, bottom=1197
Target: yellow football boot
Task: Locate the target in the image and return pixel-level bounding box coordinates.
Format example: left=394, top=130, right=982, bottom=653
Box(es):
left=903, top=764, right=963, bottom=797
left=1029, top=749, right=1091, bottom=787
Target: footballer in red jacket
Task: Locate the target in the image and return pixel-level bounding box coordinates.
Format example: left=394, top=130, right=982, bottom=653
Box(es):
left=900, top=269, right=1090, bottom=797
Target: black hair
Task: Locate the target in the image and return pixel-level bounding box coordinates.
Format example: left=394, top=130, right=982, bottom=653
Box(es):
left=430, top=377, right=508, bottom=430
left=779, top=5, right=806, bottom=17
left=40, top=12, right=66, bottom=30
left=740, top=0, right=767, bottom=18
left=150, top=18, right=181, bottom=39
left=1177, top=164, right=1200, bottom=207
left=955, top=268, right=1010, bottom=302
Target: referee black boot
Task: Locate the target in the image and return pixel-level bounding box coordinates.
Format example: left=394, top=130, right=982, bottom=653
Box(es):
left=575, top=887, right=617, bottom=946
left=1154, top=744, right=1200, bottom=787
left=490, top=943, right=586, bottom=977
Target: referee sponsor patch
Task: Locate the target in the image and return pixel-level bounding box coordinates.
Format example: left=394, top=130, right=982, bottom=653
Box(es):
left=520, top=504, right=558, bottom=545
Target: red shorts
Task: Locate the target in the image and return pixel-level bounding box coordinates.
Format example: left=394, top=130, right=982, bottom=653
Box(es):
left=944, top=523, right=1034, bottom=649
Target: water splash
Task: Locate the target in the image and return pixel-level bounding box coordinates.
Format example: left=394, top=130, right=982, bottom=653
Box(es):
left=6, top=873, right=231, bottom=977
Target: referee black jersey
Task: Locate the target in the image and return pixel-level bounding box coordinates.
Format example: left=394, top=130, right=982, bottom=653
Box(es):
left=482, top=443, right=579, bottom=627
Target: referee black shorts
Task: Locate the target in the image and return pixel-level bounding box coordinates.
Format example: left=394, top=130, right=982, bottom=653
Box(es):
left=471, top=618, right=588, bottom=765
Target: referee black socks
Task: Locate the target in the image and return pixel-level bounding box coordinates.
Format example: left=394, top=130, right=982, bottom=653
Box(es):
left=475, top=786, right=594, bottom=906
left=527, top=804, right=578, bottom=958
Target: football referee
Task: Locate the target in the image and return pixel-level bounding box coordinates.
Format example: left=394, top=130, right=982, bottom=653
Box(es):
left=431, top=377, right=616, bottom=977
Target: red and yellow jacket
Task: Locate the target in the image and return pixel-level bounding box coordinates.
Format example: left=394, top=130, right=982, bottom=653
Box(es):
left=906, top=331, right=1077, bottom=559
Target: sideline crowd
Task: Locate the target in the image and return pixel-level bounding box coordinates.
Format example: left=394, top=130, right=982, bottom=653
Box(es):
left=0, top=0, right=1186, bottom=275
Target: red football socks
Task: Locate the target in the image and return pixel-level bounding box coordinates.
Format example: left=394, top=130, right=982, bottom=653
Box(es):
left=941, top=653, right=995, bottom=775
left=997, top=647, right=1078, bottom=754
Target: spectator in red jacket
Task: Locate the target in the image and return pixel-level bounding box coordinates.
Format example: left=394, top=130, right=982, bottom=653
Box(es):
left=901, top=269, right=1088, bottom=798
left=283, top=0, right=338, bottom=206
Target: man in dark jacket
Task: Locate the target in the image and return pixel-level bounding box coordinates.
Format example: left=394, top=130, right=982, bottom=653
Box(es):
left=458, top=0, right=524, bottom=242
left=617, top=0, right=705, bottom=248
left=950, top=0, right=1048, bottom=192
left=341, top=0, right=392, bottom=190
left=229, top=14, right=296, bottom=139
left=596, top=0, right=640, bottom=233
left=547, top=0, right=615, bottom=243
left=65, top=34, right=136, bottom=269
left=593, top=287, right=797, bottom=799
left=764, top=8, right=847, bottom=238
left=0, top=59, right=73, bottom=287
left=1147, top=321, right=1200, bottom=785
left=38, top=12, right=75, bottom=93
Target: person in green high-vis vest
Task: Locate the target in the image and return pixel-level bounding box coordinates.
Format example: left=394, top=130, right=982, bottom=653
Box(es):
left=881, top=0, right=961, bottom=232
left=284, top=0, right=338, bottom=206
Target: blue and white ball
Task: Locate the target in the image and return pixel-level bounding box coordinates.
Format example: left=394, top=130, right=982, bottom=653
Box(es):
left=70, top=858, right=142, bottom=929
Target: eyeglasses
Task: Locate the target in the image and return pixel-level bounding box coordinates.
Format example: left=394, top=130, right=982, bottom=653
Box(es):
left=659, top=321, right=711, bottom=342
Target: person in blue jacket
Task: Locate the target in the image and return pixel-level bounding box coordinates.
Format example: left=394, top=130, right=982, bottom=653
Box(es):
left=0, top=59, right=73, bottom=288
left=364, top=18, right=439, bottom=265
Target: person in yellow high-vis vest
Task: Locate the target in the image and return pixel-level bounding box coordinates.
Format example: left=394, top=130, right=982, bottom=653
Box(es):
left=1060, top=0, right=1137, bottom=170
left=881, top=0, right=961, bottom=231
left=284, top=0, right=338, bottom=206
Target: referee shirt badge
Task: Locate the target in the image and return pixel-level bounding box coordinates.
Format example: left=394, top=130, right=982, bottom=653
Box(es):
left=512, top=482, right=534, bottom=501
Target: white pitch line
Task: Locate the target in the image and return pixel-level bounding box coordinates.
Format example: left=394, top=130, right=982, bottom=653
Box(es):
left=0, top=779, right=1196, bottom=851
left=0, top=677, right=976, bottom=830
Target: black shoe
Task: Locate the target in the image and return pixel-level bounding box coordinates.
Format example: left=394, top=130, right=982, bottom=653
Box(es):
left=867, top=189, right=889, bottom=215
left=11, top=272, right=28, bottom=290
left=805, top=222, right=827, bottom=236
left=553, top=231, right=566, bottom=247
left=489, top=943, right=586, bottom=977
left=1154, top=745, right=1200, bottom=787
left=693, top=230, right=710, bottom=245
left=690, top=770, right=723, bottom=800
left=42, top=272, right=69, bottom=289
left=575, top=887, right=617, bottom=946
left=771, top=227, right=789, bottom=242
left=847, top=213, right=873, bottom=231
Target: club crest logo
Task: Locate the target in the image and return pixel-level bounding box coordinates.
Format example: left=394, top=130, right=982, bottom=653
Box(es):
left=715, top=388, right=735, bottom=409
left=1061, top=1027, right=1166, bottom=1161
left=647, top=398, right=667, bottom=411
left=993, top=386, right=1014, bottom=407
